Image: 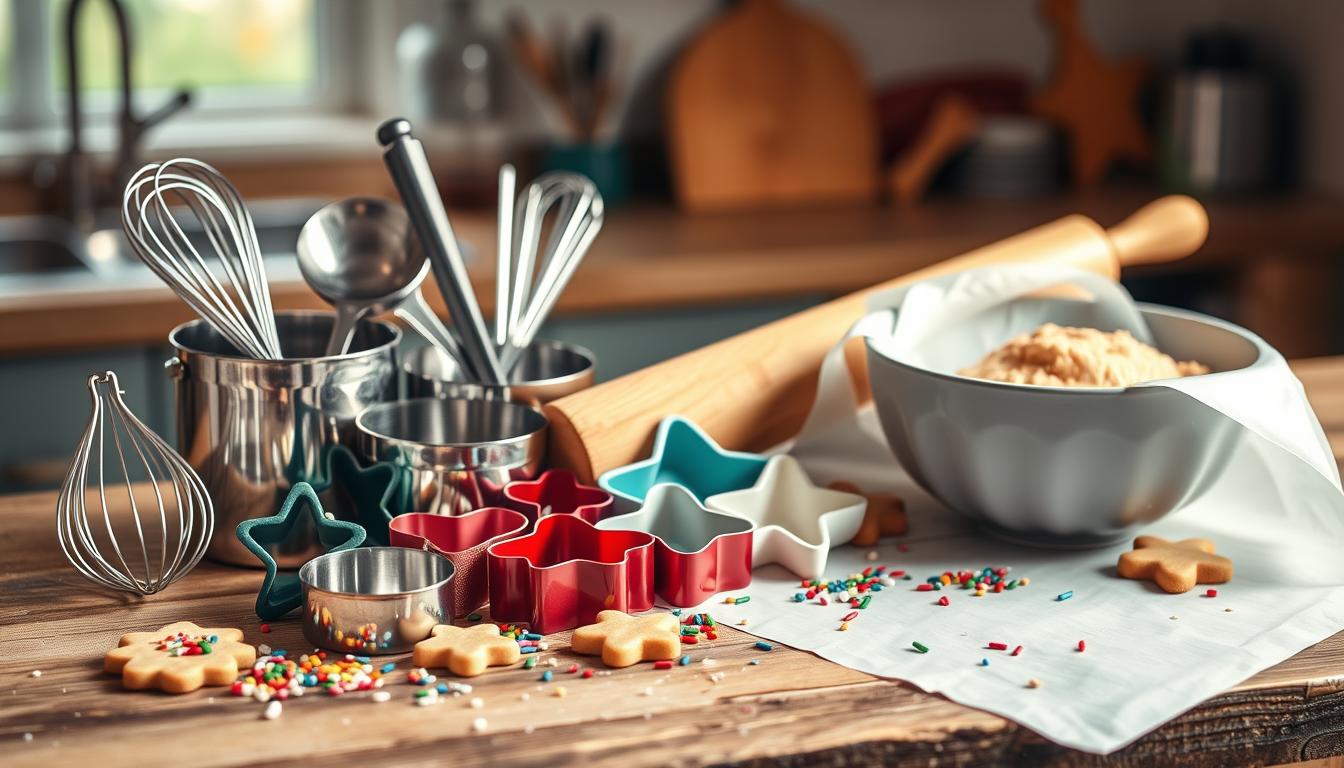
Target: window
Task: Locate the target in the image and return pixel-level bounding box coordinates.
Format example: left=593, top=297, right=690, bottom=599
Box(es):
left=1, top=0, right=345, bottom=130
left=55, top=0, right=316, bottom=95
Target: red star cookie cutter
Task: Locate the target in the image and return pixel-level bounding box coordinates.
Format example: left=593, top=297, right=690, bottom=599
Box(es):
left=486, top=514, right=655, bottom=634
left=596, top=484, right=754, bottom=607
left=388, top=507, right=529, bottom=619
left=503, top=469, right=614, bottom=525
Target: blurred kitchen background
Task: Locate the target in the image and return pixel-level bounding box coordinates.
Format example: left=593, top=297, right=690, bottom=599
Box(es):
left=1, top=0, right=1341, bottom=490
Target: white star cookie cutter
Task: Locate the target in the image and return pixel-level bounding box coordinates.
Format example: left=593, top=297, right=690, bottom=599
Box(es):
left=705, top=454, right=865, bottom=579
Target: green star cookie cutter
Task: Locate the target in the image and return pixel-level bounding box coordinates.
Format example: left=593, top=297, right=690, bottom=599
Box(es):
left=323, top=445, right=404, bottom=546
left=236, top=482, right=367, bottom=620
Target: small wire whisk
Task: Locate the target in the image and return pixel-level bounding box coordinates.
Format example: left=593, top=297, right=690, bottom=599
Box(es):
left=122, top=158, right=282, bottom=359
left=56, top=371, right=214, bottom=594
left=496, top=169, right=604, bottom=372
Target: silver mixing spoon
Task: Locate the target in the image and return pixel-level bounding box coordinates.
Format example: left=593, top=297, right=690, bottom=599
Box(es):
left=296, top=197, right=467, bottom=364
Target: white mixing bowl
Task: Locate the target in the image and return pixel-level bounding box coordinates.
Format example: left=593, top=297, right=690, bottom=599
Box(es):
left=866, top=300, right=1271, bottom=547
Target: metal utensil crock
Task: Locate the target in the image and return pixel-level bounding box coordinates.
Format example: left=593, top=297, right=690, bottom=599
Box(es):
left=169, top=310, right=400, bottom=567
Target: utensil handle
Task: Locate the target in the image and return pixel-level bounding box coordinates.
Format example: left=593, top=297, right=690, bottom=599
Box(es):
left=394, top=290, right=471, bottom=372
left=543, top=196, right=1210, bottom=482
left=325, top=303, right=364, bottom=357
left=378, top=118, right=506, bottom=385
left=1108, top=195, right=1209, bottom=267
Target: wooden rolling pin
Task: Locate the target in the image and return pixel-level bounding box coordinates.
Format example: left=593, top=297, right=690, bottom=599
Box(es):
left=545, top=195, right=1209, bottom=483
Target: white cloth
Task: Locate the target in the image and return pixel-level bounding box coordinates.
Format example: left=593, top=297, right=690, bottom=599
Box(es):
left=693, top=265, right=1344, bottom=754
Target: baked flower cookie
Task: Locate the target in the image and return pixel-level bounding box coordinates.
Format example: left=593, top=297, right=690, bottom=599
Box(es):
left=104, top=621, right=257, bottom=694
left=571, top=610, right=681, bottom=668
left=1117, top=536, right=1233, bottom=594
left=412, top=624, right=521, bottom=677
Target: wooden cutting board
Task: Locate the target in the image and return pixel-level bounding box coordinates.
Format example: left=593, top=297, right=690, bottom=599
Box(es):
left=666, top=0, right=878, bottom=211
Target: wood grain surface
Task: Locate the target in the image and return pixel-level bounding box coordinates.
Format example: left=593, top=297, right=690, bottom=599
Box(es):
left=4, top=357, right=1344, bottom=767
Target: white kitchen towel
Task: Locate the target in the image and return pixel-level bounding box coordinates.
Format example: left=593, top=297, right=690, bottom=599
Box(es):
left=695, top=264, right=1344, bottom=754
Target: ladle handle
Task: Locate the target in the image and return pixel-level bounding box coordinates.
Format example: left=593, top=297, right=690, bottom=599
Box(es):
left=394, top=290, right=471, bottom=373
left=325, top=303, right=364, bottom=357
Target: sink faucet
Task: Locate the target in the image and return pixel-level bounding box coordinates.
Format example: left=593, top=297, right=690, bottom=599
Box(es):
left=62, top=0, right=192, bottom=230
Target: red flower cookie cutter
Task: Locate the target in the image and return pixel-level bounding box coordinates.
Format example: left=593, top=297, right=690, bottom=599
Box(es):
left=503, top=469, right=614, bottom=525
left=486, top=514, right=655, bottom=634
left=596, top=484, right=754, bottom=607
left=388, top=507, right=529, bottom=619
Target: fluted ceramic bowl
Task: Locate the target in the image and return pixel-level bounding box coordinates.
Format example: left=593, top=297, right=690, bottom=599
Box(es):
left=867, top=300, right=1270, bottom=547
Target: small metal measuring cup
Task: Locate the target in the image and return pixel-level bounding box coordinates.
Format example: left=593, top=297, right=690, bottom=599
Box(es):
left=356, top=397, right=548, bottom=516
left=300, top=547, right=455, bottom=654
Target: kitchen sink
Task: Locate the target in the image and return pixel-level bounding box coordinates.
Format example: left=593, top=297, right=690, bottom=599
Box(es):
left=0, top=216, right=90, bottom=275
left=0, top=198, right=326, bottom=277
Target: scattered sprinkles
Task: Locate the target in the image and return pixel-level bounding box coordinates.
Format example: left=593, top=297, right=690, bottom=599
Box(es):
left=262, top=700, right=282, bottom=720
left=1027, top=678, right=1042, bottom=689
left=1077, top=640, right=1086, bottom=653
left=1056, top=590, right=1074, bottom=601
left=1205, top=589, right=1218, bottom=598
left=912, top=641, right=929, bottom=654
left=753, top=641, right=774, bottom=652
left=231, top=650, right=385, bottom=702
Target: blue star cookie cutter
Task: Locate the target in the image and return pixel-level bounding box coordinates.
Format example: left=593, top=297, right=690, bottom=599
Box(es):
left=597, top=415, right=768, bottom=505
left=236, top=482, right=366, bottom=620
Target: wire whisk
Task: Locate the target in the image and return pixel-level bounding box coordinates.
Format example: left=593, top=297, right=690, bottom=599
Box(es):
left=496, top=169, right=604, bottom=371
left=122, top=158, right=282, bottom=359
left=56, top=371, right=214, bottom=594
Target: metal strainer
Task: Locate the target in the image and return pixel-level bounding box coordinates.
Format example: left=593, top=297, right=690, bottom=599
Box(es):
left=56, top=371, right=213, bottom=594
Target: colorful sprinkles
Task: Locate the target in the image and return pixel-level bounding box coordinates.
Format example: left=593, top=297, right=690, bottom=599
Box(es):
left=156, top=631, right=217, bottom=656
left=231, top=650, right=385, bottom=701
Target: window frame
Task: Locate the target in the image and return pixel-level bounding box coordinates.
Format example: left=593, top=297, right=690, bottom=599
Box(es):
left=0, top=0, right=359, bottom=132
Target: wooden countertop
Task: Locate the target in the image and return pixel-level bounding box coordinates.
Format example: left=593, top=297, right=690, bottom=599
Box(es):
left=4, top=358, right=1344, bottom=766
left=2, top=189, right=1342, bottom=355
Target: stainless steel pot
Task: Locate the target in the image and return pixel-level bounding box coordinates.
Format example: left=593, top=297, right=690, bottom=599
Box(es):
left=168, top=310, right=401, bottom=567
left=356, top=397, right=547, bottom=516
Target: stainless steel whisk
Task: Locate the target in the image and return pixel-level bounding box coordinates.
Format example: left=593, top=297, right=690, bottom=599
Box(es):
left=496, top=169, right=604, bottom=371
left=56, top=371, right=213, bottom=594
left=122, top=158, right=282, bottom=359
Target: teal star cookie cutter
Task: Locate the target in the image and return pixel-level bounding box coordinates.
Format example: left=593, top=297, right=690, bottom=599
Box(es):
left=597, top=415, right=768, bottom=505
left=236, top=482, right=367, bottom=620
left=323, top=445, right=403, bottom=546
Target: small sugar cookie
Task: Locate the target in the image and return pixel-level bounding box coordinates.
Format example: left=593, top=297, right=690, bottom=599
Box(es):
left=1117, top=536, right=1232, bottom=594
left=104, top=621, right=256, bottom=694
left=571, top=610, right=680, bottom=668
left=412, top=624, right=521, bottom=677
left=830, top=481, right=907, bottom=547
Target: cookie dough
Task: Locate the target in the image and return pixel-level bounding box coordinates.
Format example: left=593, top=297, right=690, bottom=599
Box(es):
left=959, top=323, right=1209, bottom=387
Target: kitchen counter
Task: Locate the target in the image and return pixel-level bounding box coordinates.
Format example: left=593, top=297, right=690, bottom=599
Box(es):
left=4, top=357, right=1344, bottom=767
left=2, top=189, right=1341, bottom=356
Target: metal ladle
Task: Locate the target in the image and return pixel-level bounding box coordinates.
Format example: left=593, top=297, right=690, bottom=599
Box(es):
left=297, top=197, right=467, bottom=364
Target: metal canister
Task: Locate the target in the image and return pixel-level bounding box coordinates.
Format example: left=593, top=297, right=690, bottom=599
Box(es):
left=168, top=310, right=401, bottom=567
left=402, top=339, right=596, bottom=405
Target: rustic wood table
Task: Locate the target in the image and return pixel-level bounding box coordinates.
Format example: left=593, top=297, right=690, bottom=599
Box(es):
left=5, top=358, right=1344, bottom=767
